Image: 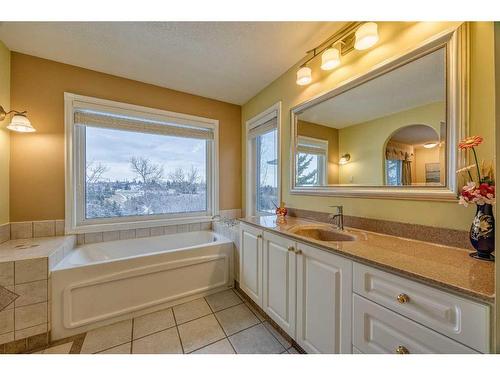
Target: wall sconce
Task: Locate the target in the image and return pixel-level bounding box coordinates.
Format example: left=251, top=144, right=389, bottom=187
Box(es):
left=339, top=153, right=351, bottom=165
left=0, top=105, right=36, bottom=133
left=296, top=22, right=379, bottom=86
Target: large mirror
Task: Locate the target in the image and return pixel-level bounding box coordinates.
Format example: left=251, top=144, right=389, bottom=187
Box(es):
left=291, top=26, right=467, bottom=200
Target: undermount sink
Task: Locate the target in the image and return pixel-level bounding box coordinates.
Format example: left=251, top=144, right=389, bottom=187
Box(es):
left=288, top=225, right=356, bottom=242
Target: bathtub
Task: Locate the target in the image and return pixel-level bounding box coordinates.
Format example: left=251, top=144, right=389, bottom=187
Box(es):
left=51, top=230, right=234, bottom=340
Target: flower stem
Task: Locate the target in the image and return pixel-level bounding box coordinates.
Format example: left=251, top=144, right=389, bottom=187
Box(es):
left=471, top=147, right=481, bottom=182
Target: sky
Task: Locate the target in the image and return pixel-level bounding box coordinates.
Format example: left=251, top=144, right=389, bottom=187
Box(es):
left=86, top=127, right=207, bottom=182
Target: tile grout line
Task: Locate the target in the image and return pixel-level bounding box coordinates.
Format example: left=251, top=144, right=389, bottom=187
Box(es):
left=202, top=295, right=237, bottom=354
left=171, top=307, right=185, bottom=354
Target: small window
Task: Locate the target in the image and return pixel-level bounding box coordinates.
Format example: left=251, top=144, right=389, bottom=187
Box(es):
left=65, top=93, right=218, bottom=232
left=246, top=103, right=280, bottom=216
left=296, top=136, right=328, bottom=186
left=386, top=159, right=403, bottom=186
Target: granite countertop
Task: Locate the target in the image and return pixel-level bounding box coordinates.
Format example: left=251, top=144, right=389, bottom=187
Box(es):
left=0, top=236, right=75, bottom=262
left=240, top=216, right=495, bottom=303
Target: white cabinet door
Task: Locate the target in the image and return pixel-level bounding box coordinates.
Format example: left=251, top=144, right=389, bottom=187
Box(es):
left=353, top=294, right=478, bottom=354
left=262, top=231, right=296, bottom=337
left=296, top=242, right=352, bottom=353
left=239, top=223, right=263, bottom=306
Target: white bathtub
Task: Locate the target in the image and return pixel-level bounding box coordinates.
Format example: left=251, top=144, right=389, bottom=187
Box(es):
left=51, top=231, right=234, bottom=340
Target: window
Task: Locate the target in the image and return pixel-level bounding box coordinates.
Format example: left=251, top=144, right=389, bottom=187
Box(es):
left=65, top=93, right=218, bottom=232
left=246, top=103, right=280, bottom=215
left=296, top=136, right=327, bottom=186
left=386, top=160, right=403, bottom=186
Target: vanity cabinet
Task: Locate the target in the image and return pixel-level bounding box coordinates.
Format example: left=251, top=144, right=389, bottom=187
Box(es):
left=353, top=263, right=489, bottom=353
left=262, top=231, right=297, bottom=337
left=239, top=223, right=491, bottom=354
left=240, top=223, right=352, bottom=353
left=352, top=295, right=478, bottom=354
left=239, top=223, right=264, bottom=306
left=295, top=242, right=352, bottom=354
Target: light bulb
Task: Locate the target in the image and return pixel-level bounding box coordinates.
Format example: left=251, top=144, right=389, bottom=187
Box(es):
left=423, top=142, right=438, bottom=149
left=321, top=47, right=341, bottom=70
left=296, top=66, right=312, bottom=86
left=354, top=22, right=379, bottom=50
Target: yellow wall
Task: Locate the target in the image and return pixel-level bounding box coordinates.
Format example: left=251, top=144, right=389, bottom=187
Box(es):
left=338, top=101, right=445, bottom=185
left=297, top=120, right=339, bottom=184
left=493, top=21, right=499, bottom=354
left=10, top=53, right=242, bottom=221
left=242, top=22, right=495, bottom=231
left=0, top=41, right=10, bottom=225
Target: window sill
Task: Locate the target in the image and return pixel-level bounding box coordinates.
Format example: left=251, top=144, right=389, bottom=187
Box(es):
left=66, top=215, right=214, bottom=234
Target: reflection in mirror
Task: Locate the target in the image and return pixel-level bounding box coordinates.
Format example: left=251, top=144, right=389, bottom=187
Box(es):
left=294, top=47, right=446, bottom=188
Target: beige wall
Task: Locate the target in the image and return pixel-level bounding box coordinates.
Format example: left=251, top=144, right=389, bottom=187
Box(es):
left=10, top=53, right=242, bottom=221
left=338, top=101, right=445, bottom=185
left=414, top=146, right=440, bottom=183
left=0, top=41, right=10, bottom=225
left=297, top=120, right=339, bottom=184
left=242, top=22, right=495, bottom=231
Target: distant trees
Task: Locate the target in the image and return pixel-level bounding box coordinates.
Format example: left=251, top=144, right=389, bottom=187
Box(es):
left=85, top=157, right=205, bottom=219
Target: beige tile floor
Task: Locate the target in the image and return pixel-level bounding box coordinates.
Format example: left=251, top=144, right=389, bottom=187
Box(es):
left=33, top=289, right=300, bottom=354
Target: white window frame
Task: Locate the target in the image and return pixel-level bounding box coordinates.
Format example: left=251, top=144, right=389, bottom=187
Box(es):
left=296, top=135, right=328, bottom=186
left=64, top=93, right=219, bottom=234
left=245, top=102, right=281, bottom=216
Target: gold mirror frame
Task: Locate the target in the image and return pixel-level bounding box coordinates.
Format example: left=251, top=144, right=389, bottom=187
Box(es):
left=290, top=23, right=469, bottom=201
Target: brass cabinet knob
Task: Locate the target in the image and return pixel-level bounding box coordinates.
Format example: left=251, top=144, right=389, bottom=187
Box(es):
left=295, top=249, right=302, bottom=255
left=395, top=345, right=410, bottom=354
left=257, top=234, right=263, bottom=239
left=288, top=246, right=295, bottom=252
left=396, top=293, right=410, bottom=304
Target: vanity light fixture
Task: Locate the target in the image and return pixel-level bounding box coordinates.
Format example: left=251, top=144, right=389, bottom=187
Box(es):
left=321, top=47, right=341, bottom=70
left=354, top=22, right=379, bottom=51
left=423, top=142, right=439, bottom=149
left=339, top=153, right=351, bottom=165
left=296, top=66, right=312, bottom=86
left=0, top=105, right=36, bottom=133
left=295, top=22, right=379, bottom=86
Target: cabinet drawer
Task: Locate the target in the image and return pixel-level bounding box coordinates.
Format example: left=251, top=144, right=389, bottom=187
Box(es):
left=353, top=295, right=478, bottom=354
left=353, top=263, right=490, bottom=352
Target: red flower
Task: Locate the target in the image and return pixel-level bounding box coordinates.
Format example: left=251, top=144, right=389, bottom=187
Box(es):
left=458, top=136, right=483, bottom=150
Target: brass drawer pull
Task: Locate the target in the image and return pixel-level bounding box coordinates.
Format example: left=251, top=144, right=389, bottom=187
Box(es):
left=288, top=246, right=295, bottom=252
left=395, top=345, right=410, bottom=354
left=295, top=249, right=302, bottom=255
left=257, top=234, right=262, bottom=239
left=397, top=293, right=410, bottom=304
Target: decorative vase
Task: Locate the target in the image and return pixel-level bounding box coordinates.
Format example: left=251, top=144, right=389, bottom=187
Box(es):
left=469, top=203, right=495, bottom=261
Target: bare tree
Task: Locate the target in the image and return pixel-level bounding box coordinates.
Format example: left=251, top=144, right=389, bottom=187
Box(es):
left=86, top=161, right=108, bottom=184
left=129, top=157, right=164, bottom=185
left=186, top=166, right=200, bottom=185
left=168, top=168, right=185, bottom=184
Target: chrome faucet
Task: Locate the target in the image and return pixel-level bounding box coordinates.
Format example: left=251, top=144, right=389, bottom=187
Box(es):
left=328, top=205, right=344, bottom=231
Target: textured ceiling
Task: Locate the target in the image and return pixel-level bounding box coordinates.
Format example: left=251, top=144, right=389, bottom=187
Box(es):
left=299, top=48, right=446, bottom=128
left=0, top=22, right=345, bottom=105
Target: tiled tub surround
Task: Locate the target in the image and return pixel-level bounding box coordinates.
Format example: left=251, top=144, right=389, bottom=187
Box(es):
left=240, top=216, right=494, bottom=303
left=213, top=219, right=240, bottom=281
left=0, top=236, right=75, bottom=353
